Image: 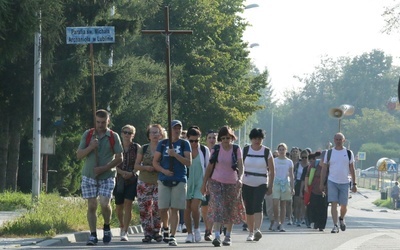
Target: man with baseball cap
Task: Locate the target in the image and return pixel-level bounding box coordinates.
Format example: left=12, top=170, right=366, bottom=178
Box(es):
left=153, top=119, right=192, bottom=246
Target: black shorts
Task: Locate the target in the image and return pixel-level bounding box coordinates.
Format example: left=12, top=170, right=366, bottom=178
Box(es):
left=201, top=194, right=210, bottom=206
left=113, top=183, right=137, bottom=205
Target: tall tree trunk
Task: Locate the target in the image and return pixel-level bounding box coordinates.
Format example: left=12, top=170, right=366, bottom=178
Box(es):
left=0, top=115, right=10, bottom=192
left=6, top=117, right=21, bottom=191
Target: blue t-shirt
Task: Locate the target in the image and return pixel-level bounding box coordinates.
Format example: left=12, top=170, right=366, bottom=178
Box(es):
left=156, top=139, right=191, bottom=182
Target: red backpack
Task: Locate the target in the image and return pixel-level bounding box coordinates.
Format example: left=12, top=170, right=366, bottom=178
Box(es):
left=85, top=128, right=115, bottom=153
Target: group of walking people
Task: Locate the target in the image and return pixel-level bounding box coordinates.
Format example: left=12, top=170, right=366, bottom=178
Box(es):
left=76, top=109, right=358, bottom=247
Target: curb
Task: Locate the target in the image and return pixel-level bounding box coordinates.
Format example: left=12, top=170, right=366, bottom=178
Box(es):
left=37, top=225, right=143, bottom=247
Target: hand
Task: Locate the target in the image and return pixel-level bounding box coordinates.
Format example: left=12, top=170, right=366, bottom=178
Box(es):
left=122, top=171, right=133, bottom=180
left=167, top=148, right=176, bottom=157
left=201, top=184, right=207, bottom=196
left=266, top=187, right=273, bottom=196
left=319, top=184, right=325, bottom=193
left=94, top=165, right=107, bottom=176
left=146, top=165, right=155, bottom=172
left=162, top=169, right=174, bottom=177
left=351, top=185, right=357, bottom=193
left=89, top=138, right=99, bottom=150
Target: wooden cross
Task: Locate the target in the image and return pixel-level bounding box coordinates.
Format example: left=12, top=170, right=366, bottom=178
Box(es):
left=142, top=6, right=193, bottom=171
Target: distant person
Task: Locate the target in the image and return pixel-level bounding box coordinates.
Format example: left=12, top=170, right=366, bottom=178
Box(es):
left=272, top=143, right=294, bottom=232
left=320, top=132, right=357, bottom=233
left=391, top=182, right=399, bottom=210
left=76, top=109, right=123, bottom=246
left=201, top=130, right=218, bottom=241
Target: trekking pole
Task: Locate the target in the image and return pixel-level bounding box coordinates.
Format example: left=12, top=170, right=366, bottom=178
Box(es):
left=357, top=191, right=368, bottom=199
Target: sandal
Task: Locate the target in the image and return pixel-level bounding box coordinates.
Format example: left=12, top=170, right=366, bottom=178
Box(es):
left=153, top=233, right=163, bottom=242
left=142, top=235, right=152, bottom=243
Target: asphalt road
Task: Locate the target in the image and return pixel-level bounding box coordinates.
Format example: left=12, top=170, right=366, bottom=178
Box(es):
left=1, top=188, right=399, bottom=249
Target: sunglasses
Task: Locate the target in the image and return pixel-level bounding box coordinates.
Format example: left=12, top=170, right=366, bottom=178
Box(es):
left=189, top=139, right=199, bottom=143
left=122, top=131, right=133, bottom=135
left=301, top=156, right=308, bottom=159
left=221, top=136, right=231, bottom=140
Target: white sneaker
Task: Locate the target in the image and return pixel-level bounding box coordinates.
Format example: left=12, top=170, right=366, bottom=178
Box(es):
left=182, top=224, right=187, bottom=233
left=246, top=233, right=254, bottom=241
left=272, top=222, right=279, bottom=232
left=177, top=224, right=182, bottom=232
left=120, top=231, right=128, bottom=241
left=185, top=234, right=194, bottom=243
left=194, top=229, right=201, bottom=242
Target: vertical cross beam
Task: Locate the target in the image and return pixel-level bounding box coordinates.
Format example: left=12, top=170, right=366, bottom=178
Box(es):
left=142, top=6, right=193, bottom=171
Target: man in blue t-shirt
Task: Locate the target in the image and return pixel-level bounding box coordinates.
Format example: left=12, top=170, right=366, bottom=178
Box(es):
left=153, top=120, right=192, bottom=246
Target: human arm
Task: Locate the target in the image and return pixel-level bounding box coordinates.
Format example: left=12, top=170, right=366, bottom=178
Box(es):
left=153, top=151, right=173, bottom=177
left=201, top=162, right=215, bottom=195
left=94, top=152, right=123, bottom=176
left=76, top=133, right=98, bottom=160
left=349, top=162, right=357, bottom=192
left=267, top=156, right=275, bottom=196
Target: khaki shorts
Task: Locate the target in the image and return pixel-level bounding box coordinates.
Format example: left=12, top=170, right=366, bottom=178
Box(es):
left=272, top=182, right=292, bottom=201
left=157, top=180, right=187, bottom=210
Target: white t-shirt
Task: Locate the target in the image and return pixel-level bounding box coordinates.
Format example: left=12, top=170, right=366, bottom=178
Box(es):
left=324, top=148, right=354, bottom=184
left=243, top=146, right=272, bottom=187
left=274, top=157, right=293, bottom=181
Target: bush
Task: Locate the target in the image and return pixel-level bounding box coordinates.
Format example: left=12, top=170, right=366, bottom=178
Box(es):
left=0, top=192, right=140, bottom=237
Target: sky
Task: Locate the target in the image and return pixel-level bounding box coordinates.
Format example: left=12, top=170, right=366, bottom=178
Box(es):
left=242, top=0, right=400, bottom=102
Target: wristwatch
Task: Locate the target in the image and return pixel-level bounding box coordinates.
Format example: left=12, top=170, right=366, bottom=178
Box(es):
left=352, top=183, right=357, bottom=187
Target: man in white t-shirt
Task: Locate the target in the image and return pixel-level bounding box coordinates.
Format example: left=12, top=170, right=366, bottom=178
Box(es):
left=320, top=133, right=357, bottom=234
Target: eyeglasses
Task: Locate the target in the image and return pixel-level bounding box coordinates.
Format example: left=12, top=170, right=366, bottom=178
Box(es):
left=301, top=157, right=308, bottom=159
left=221, top=136, right=231, bottom=140
left=150, top=131, right=159, bottom=135
left=189, top=139, right=199, bottom=143
left=122, top=131, right=133, bottom=135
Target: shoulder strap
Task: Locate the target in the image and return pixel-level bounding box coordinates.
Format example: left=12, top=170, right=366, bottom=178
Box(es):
left=142, top=144, right=149, bottom=155
left=243, top=145, right=250, bottom=162
left=233, top=144, right=239, bottom=160
left=85, top=128, right=95, bottom=147
left=109, top=130, right=115, bottom=149
left=327, top=149, right=332, bottom=163
left=347, top=150, right=351, bottom=161
left=264, top=147, right=269, bottom=166
left=200, top=144, right=206, bottom=161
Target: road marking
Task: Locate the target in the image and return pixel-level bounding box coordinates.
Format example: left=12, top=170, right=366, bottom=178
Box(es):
left=334, top=232, right=400, bottom=250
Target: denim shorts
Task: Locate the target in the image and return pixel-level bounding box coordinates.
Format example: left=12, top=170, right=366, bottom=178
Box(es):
left=327, top=180, right=349, bottom=205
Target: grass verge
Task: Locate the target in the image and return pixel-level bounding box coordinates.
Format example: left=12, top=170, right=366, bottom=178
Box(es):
left=0, top=192, right=140, bottom=237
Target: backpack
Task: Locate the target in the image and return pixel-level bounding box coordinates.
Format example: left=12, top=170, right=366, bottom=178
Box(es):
left=242, top=145, right=269, bottom=166
left=85, top=128, right=115, bottom=153
left=326, top=149, right=351, bottom=163
left=209, top=144, right=239, bottom=174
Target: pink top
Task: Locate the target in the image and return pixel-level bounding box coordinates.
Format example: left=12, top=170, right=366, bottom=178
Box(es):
left=211, top=145, right=242, bottom=184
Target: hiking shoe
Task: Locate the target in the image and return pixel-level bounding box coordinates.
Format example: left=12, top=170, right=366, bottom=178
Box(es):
left=331, top=225, right=339, bottom=233
left=254, top=230, right=262, bottom=241
left=242, top=223, right=248, bottom=231
left=205, top=230, right=213, bottom=241
left=279, top=226, right=286, bottom=232
left=103, top=230, right=112, bottom=244
left=194, top=229, right=201, bottom=242
left=339, top=218, right=346, bottom=231
left=169, top=237, right=178, bottom=246
left=120, top=231, right=128, bottom=241
left=287, top=220, right=293, bottom=225
left=86, top=235, right=98, bottom=246
left=246, top=233, right=254, bottom=241
left=212, top=237, right=221, bottom=247
left=222, top=236, right=232, bottom=246
left=185, top=234, right=194, bottom=243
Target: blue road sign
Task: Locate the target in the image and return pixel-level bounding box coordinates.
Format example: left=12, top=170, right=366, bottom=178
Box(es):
left=66, top=26, right=115, bottom=44
left=387, top=163, right=398, bottom=174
